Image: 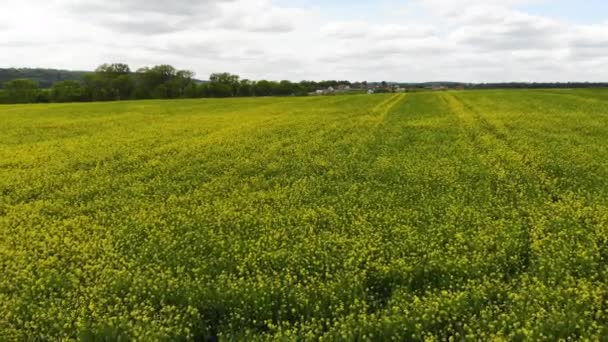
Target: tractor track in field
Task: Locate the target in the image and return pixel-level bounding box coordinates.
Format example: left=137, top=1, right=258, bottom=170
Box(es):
left=443, top=92, right=607, bottom=282
left=367, top=94, right=407, bottom=131
left=442, top=93, right=557, bottom=193
left=372, top=94, right=407, bottom=117
left=441, top=92, right=565, bottom=280
left=337, top=94, right=408, bottom=168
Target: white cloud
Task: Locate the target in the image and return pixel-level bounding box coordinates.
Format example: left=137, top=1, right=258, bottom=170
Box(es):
left=420, top=0, right=545, bottom=17
left=0, top=0, right=607, bottom=82
left=63, top=0, right=301, bottom=34
left=323, top=22, right=437, bottom=41
left=213, top=0, right=305, bottom=32
left=66, top=0, right=234, bottom=15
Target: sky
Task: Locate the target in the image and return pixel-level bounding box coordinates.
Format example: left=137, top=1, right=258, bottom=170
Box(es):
left=1, top=0, right=608, bottom=82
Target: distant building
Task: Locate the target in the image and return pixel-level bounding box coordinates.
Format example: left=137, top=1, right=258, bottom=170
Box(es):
left=312, top=86, right=335, bottom=95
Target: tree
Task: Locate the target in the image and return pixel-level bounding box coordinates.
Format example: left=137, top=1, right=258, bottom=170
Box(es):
left=135, top=65, right=188, bottom=99
left=292, top=83, right=309, bottom=96
left=184, top=83, right=201, bottom=98
left=83, top=73, right=107, bottom=101
left=254, top=80, right=277, bottom=96
left=85, top=63, right=133, bottom=101
left=168, top=70, right=195, bottom=98
left=209, top=72, right=239, bottom=85
left=95, top=63, right=131, bottom=76
left=3, top=79, right=40, bottom=103
left=209, top=72, right=240, bottom=96
left=298, top=81, right=318, bottom=93
left=238, top=79, right=253, bottom=97
left=151, top=84, right=170, bottom=99
left=50, top=80, right=84, bottom=102
left=112, top=75, right=135, bottom=100
left=198, top=83, right=210, bottom=98
left=0, top=68, right=88, bottom=88
left=134, top=67, right=154, bottom=99
left=207, top=82, right=233, bottom=98
left=276, top=80, right=295, bottom=96
left=36, top=89, right=50, bottom=103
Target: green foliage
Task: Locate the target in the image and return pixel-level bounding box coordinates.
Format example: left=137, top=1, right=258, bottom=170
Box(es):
left=207, top=82, right=233, bottom=98
left=95, top=63, right=131, bottom=75
left=183, top=83, right=201, bottom=98
left=0, top=68, right=89, bottom=88
left=50, top=80, right=84, bottom=103
left=135, top=65, right=195, bottom=99
left=1, top=63, right=353, bottom=104
left=209, top=72, right=240, bottom=97
left=238, top=79, right=254, bottom=97
left=3, top=91, right=608, bottom=339
left=276, top=80, right=295, bottom=96
left=112, top=75, right=135, bottom=101
left=253, top=80, right=277, bottom=96
left=2, top=79, right=40, bottom=103
left=373, top=87, right=391, bottom=93
left=83, top=63, right=134, bottom=101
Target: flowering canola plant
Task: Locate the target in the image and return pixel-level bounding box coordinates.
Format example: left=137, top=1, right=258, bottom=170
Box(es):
left=1, top=90, right=608, bottom=340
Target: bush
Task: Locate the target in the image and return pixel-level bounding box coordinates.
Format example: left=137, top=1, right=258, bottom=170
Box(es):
left=50, top=81, right=85, bottom=103
left=3, top=79, right=40, bottom=103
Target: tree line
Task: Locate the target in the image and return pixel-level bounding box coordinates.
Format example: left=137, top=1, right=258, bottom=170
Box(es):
left=4, top=63, right=608, bottom=104
left=0, top=68, right=88, bottom=88
left=0, top=63, right=352, bottom=104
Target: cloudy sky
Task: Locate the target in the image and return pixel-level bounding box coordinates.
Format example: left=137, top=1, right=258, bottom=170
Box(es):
left=1, top=0, right=608, bottom=82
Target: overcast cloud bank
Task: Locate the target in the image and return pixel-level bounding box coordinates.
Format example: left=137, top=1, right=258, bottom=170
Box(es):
left=1, top=0, right=607, bottom=82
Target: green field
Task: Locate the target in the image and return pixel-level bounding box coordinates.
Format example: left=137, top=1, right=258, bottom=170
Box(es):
left=2, top=90, right=608, bottom=340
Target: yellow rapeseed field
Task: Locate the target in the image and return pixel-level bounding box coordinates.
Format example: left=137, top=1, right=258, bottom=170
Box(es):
left=1, top=90, right=608, bottom=340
